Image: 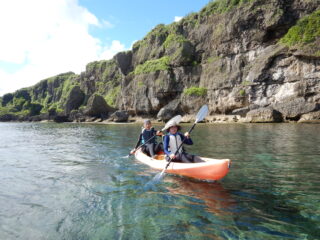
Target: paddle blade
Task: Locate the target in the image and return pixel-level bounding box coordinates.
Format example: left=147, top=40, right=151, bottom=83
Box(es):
left=153, top=169, right=166, bottom=182
left=195, top=105, right=209, bottom=123
left=162, top=115, right=182, bottom=131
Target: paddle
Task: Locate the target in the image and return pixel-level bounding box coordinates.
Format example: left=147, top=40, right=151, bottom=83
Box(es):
left=154, top=105, right=209, bottom=181
left=127, top=115, right=182, bottom=158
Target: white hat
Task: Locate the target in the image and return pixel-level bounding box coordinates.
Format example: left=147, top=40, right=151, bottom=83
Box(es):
left=162, top=115, right=182, bottom=131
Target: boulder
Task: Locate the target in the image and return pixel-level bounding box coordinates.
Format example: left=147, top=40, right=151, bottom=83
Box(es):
left=232, top=105, right=260, bottom=117
left=273, top=98, right=319, bottom=120
left=0, top=114, right=17, bottom=121
left=69, top=110, right=85, bottom=122
left=232, top=107, right=250, bottom=117
left=53, top=114, right=70, bottom=123
left=298, top=111, right=320, bottom=123
left=109, top=110, right=129, bottom=122
left=157, top=99, right=181, bottom=121
left=180, top=115, right=194, bottom=123
left=84, top=94, right=115, bottom=118
left=65, top=86, right=85, bottom=114
left=245, top=108, right=283, bottom=123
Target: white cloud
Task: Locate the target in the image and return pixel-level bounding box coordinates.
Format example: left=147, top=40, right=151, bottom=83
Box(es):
left=99, top=40, right=126, bottom=60
left=102, top=20, right=114, bottom=29
left=0, top=0, right=126, bottom=96
left=174, top=16, right=183, bottom=22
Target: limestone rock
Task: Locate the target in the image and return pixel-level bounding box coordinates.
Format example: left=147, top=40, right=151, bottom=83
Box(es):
left=157, top=99, right=182, bottom=121
left=298, top=111, right=320, bottom=123
left=273, top=98, right=319, bottom=120
left=84, top=94, right=115, bottom=118
left=65, top=86, right=85, bottom=114
left=0, top=114, right=17, bottom=122
left=245, top=108, right=283, bottom=123
left=109, top=110, right=129, bottom=122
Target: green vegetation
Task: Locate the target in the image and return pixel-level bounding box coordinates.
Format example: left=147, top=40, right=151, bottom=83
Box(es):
left=200, top=0, right=255, bottom=17
left=207, top=55, right=221, bottom=64
left=239, top=89, right=246, bottom=96
left=163, top=33, right=188, bottom=49
left=0, top=106, right=10, bottom=115
left=184, top=87, right=208, bottom=97
left=134, top=56, right=171, bottom=75
left=0, top=72, right=77, bottom=119
left=280, top=10, right=320, bottom=46
left=145, top=24, right=168, bottom=39
left=132, top=40, right=148, bottom=50
left=105, top=86, right=120, bottom=107
left=133, top=24, right=168, bottom=51
left=241, top=80, right=251, bottom=86
left=86, top=60, right=104, bottom=73
left=192, top=61, right=199, bottom=66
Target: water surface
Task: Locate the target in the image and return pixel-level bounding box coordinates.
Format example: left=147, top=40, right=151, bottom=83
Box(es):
left=0, top=122, right=319, bottom=239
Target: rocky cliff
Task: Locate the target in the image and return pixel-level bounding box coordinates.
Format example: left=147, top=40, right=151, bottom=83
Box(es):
left=1, top=0, right=320, bottom=123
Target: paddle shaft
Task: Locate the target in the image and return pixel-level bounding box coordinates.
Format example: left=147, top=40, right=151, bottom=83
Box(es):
left=164, top=122, right=197, bottom=169
left=129, top=134, right=157, bottom=156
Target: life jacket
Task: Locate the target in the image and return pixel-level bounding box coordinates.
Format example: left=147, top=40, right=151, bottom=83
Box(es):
left=168, top=133, right=183, bottom=154
left=141, top=127, right=156, bottom=144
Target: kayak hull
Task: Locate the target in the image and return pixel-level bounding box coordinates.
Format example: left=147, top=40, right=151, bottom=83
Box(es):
left=135, top=149, right=231, bottom=181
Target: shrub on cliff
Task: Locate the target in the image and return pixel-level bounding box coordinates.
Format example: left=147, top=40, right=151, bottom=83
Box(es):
left=280, top=10, right=320, bottom=46
left=184, top=87, right=208, bottom=97
left=134, top=56, right=171, bottom=74
left=200, top=0, right=255, bottom=16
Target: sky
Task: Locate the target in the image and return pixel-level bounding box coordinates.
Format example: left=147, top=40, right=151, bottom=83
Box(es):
left=0, top=0, right=210, bottom=96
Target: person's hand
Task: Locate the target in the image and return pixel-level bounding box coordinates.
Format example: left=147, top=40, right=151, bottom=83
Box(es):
left=184, top=132, right=190, bottom=138
left=169, top=153, right=176, bottom=159
left=130, top=149, right=136, bottom=155
left=156, top=131, right=163, bottom=136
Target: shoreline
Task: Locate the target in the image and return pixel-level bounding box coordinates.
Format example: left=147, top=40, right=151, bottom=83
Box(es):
left=1, top=117, right=319, bottom=125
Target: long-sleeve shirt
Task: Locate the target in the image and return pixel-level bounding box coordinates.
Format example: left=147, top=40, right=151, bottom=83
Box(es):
left=163, top=132, right=193, bottom=156
left=134, top=128, right=157, bottom=149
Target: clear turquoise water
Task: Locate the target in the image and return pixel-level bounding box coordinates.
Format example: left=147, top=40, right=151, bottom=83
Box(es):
left=0, top=122, right=319, bottom=240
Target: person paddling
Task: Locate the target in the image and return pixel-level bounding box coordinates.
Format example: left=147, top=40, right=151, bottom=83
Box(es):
left=163, top=121, right=203, bottom=163
left=130, top=120, right=163, bottom=158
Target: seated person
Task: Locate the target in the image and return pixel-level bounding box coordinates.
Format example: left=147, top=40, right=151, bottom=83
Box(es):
left=131, top=119, right=162, bottom=158
left=163, top=121, right=203, bottom=163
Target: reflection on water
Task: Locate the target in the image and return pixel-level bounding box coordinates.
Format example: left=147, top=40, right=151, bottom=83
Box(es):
left=166, top=177, right=236, bottom=216
left=0, top=122, right=319, bottom=239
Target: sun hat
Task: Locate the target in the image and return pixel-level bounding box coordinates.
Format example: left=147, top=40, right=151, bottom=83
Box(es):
left=162, top=115, right=182, bottom=131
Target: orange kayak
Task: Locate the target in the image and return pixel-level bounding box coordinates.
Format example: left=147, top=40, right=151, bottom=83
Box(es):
left=135, top=149, right=231, bottom=181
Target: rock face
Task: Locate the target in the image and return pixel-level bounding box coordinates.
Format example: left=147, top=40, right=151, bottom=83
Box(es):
left=0, top=114, right=17, bottom=122
left=65, top=86, right=85, bottom=114
left=1, top=0, right=320, bottom=123
left=157, top=99, right=182, bottom=121
left=298, top=111, right=320, bottom=123
left=109, top=110, right=129, bottom=122
left=84, top=94, right=115, bottom=118
left=245, top=108, right=283, bottom=123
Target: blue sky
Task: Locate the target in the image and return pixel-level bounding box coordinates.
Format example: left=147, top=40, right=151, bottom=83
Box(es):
left=0, top=0, right=210, bottom=96
left=81, top=0, right=210, bottom=47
